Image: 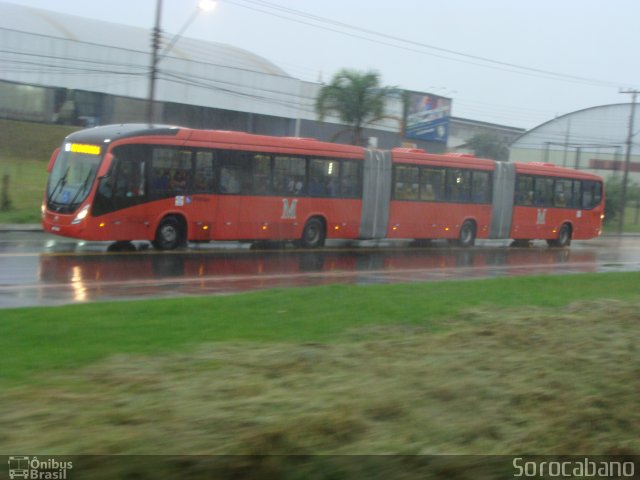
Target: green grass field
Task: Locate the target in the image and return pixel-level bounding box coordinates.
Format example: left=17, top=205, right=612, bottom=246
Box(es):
left=3, top=272, right=640, bottom=386
left=0, top=120, right=79, bottom=223
left=2, top=273, right=640, bottom=478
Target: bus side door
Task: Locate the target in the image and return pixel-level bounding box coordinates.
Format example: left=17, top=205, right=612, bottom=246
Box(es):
left=113, top=156, right=150, bottom=240
left=95, top=148, right=150, bottom=241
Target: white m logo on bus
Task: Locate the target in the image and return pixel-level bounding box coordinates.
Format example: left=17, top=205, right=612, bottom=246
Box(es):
left=536, top=208, right=547, bottom=225
left=281, top=198, right=298, bottom=219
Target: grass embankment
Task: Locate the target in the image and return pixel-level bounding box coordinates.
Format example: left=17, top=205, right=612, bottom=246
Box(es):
left=2, top=273, right=640, bottom=477
left=0, top=120, right=79, bottom=223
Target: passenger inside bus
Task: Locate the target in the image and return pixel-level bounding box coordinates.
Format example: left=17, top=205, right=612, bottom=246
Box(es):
left=194, top=174, right=211, bottom=192
left=309, top=177, right=325, bottom=196
left=288, top=176, right=304, bottom=195
left=152, top=170, right=170, bottom=192
left=171, top=170, right=187, bottom=191
left=247, top=170, right=266, bottom=194
left=221, top=167, right=240, bottom=194
left=422, top=184, right=435, bottom=200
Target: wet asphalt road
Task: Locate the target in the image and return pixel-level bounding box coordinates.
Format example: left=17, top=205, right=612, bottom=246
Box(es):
left=1, top=231, right=640, bottom=308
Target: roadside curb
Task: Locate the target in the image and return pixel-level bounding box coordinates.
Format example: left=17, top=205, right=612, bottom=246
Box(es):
left=0, top=224, right=42, bottom=232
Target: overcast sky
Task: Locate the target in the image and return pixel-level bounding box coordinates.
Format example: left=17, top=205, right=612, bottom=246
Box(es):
left=6, top=0, right=640, bottom=129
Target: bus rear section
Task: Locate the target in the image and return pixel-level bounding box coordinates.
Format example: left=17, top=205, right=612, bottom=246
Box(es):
left=508, top=162, right=604, bottom=246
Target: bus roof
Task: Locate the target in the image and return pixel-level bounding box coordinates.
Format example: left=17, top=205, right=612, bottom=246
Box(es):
left=65, top=124, right=182, bottom=145
left=64, top=124, right=365, bottom=158
left=391, top=147, right=495, bottom=170
left=513, top=161, right=603, bottom=180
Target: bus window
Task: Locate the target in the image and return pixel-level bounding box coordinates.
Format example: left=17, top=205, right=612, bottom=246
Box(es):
left=172, top=150, right=192, bottom=193
left=252, top=154, right=272, bottom=195
left=150, top=148, right=192, bottom=198
left=340, top=160, right=361, bottom=198
left=471, top=171, right=491, bottom=204
left=220, top=167, right=241, bottom=194
left=193, top=150, right=216, bottom=193
left=309, top=158, right=340, bottom=197
left=274, top=156, right=306, bottom=196
left=447, top=169, right=472, bottom=203
left=515, top=175, right=534, bottom=206
left=219, top=151, right=251, bottom=194
left=394, top=165, right=419, bottom=200
left=534, top=177, right=554, bottom=207
left=554, top=179, right=572, bottom=207
left=93, top=147, right=148, bottom=215
left=582, top=180, right=602, bottom=209
left=420, top=167, right=445, bottom=201
left=114, top=146, right=146, bottom=200
left=570, top=180, right=582, bottom=208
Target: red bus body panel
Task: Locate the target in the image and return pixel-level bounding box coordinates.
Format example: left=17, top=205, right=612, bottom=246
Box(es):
left=388, top=149, right=496, bottom=241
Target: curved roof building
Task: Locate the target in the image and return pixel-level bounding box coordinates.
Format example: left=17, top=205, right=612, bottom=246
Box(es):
left=0, top=1, right=289, bottom=76
left=0, top=1, right=318, bottom=124
left=510, top=104, right=638, bottom=179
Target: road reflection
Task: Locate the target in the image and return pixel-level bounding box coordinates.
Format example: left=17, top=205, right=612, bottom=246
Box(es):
left=34, top=246, right=598, bottom=306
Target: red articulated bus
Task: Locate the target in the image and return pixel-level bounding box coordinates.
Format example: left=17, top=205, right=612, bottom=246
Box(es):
left=42, top=124, right=604, bottom=249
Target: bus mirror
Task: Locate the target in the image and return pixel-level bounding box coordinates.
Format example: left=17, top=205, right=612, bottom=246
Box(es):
left=97, top=153, right=113, bottom=178
left=47, top=148, right=60, bottom=173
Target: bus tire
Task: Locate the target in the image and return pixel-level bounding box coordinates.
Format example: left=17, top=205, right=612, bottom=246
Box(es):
left=299, top=217, right=326, bottom=248
left=457, top=221, right=476, bottom=248
left=153, top=216, right=185, bottom=250
left=547, top=223, right=571, bottom=248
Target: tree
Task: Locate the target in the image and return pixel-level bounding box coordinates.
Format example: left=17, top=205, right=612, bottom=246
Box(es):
left=603, top=175, right=640, bottom=227
left=463, top=132, right=510, bottom=161
left=315, top=69, right=393, bottom=146
left=0, top=174, right=11, bottom=211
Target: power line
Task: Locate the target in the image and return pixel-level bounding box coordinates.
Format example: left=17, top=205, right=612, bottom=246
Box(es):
left=226, top=0, right=627, bottom=89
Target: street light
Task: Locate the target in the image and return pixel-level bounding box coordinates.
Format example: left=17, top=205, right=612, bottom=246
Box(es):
left=146, top=0, right=217, bottom=125
left=198, top=0, right=217, bottom=13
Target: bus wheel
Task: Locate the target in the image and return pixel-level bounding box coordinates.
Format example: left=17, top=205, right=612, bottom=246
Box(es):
left=299, top=217, right=326, bottom=248
left=457, top=221, right=476, bottom=247
left=547, top=223, right=571, bottom=248
left=154, top=216, right=184, bottom=250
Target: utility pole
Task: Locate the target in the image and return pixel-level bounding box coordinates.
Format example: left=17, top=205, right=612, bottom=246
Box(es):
left=146, top=0, right=216, bottom=125
left=618, top=89, right=639, bottom=233
left=147, top=0, right=163, bottom=125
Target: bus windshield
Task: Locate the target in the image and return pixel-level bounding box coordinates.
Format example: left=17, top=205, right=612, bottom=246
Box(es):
left=47, top=148, right=102, bottom=213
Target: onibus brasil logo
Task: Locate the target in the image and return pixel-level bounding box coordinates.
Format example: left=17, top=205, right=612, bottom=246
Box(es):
left=8, top=456, right=73, bottom=479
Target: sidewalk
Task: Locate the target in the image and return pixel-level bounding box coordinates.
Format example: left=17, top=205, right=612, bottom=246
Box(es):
left=0, top=224, right=42, bottom=232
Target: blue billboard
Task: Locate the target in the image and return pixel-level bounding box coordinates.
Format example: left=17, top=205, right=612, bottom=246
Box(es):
left=405, top=92, right=451, bottom=144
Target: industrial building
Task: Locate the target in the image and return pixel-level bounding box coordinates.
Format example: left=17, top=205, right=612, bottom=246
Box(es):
left=0, top=0, right=529, bottom=155
left=510, top=104, right=640, bottom=182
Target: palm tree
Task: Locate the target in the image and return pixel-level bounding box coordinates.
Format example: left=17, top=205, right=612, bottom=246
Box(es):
left=315, top=69, right=392, bottom=146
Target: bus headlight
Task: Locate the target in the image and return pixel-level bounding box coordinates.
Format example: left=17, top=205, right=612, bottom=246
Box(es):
left=72, top=205, right=90, bottom=224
